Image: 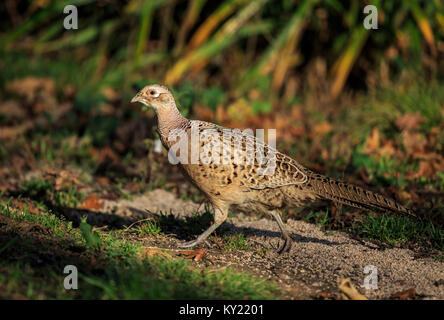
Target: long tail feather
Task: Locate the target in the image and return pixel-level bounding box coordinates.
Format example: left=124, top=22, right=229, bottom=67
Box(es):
left=307, top=173, right=416, bottom=218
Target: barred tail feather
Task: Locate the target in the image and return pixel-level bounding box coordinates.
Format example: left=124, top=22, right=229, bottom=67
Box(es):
left=307, top=174, right=416, bottom=218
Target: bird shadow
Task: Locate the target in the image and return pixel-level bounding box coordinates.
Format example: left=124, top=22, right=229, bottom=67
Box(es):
left=223, top=222, right=344, bottom=246
left=48, top=204, right=135, bottom=229
left=47, top=204, right=213, bottom=242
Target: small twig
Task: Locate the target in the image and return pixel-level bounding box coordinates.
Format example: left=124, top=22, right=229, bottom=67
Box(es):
left=338, top=278, right=368, bottom=300
left=125, top=217, right=155, bottom=231
left=212, top=231, right=224, bottom=250
left=92, top=225, right=108, bottom=232
left=141, top=245, right=202, bottom=253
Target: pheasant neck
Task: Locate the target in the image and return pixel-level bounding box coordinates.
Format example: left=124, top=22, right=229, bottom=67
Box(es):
left=156, top=105, right=189, bottom=143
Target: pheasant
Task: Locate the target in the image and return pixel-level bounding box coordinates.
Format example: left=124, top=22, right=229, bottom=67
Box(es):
left=131, top=84, right=415, bottom=253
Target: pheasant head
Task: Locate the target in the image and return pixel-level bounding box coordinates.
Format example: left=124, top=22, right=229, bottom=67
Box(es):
left=131, top=84, right=175, bottom=112
left=131, top=84, right=188, bottom=137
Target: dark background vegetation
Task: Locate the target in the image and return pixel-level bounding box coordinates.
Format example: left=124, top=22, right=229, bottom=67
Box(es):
left=0, top=0, right=443, bottom=299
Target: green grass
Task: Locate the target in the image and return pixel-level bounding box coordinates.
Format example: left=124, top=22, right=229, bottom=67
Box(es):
left=352, top=213, right=444, bottom=250
left=300, top=205, right=444, bottom=251
left=222, top=233, right=252, bottom=251
left=78, top=258, right=276, bottom=300
left=351, top=151, right=412, bottom=187
left=133, top=220, right=162, bottom=236
left=20, top=178, right=84, bottom=208
left=303, top=210, right=331, bottom=231
left=115, top=182, right=134, bottom=200
left=54, top=186, right=84, bottom=208
left=20, top=178, right=52, bottom=198
left=0, top=199, right=278, bottom=299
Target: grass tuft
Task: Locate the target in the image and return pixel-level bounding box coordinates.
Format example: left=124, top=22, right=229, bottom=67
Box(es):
left=352, top=213, right=444, bottom=250
left=222, top=233, right=252, bottom=251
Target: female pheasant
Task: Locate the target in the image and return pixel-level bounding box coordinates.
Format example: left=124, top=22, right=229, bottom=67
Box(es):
left=131, top=84, right=415, bottom=253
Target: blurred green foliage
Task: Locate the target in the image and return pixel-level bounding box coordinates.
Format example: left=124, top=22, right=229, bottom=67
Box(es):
left=80, top=216, right=102, bottom=248
left=0, top=0, right=442, bottom=107
left=1, top=1, right=443, bottom=204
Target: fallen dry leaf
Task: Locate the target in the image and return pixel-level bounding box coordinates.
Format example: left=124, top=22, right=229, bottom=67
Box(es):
left=53, top=170, right=81, bottom=191
left=318, top=291, right=336, bottom=300
left=395, top=112, right=425, bottom=131
left=406, top=159, right=442, bottom=179
left=79, top=194, right=103, bottom=211
left=178, top=249, right=206, bottom=261
left=378, top=140, right=397, bottom=158
left=362, top=128, right=380, bottom=154
left=13, top=200, right=40, bottom=215
left=313, top=121, right=332, bottom=137
left=416, top=160, right=437, bottom=178
left=43, top=169, right=81, bottom=190
left=402, top=131, right=427, bottom=153
left=390, top=288, right=416, bottom=300
left=97, top=176, right=111, bottom=187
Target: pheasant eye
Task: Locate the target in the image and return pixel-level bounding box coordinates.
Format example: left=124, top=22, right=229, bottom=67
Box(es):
left=149, top=90, right=160, bottom=98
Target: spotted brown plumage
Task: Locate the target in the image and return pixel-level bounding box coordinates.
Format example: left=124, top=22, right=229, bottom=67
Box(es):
left=131, top=84, right=415, bottom=253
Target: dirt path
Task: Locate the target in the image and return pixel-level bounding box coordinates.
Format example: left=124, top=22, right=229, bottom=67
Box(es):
left=98, top=189, right=444, bottom=300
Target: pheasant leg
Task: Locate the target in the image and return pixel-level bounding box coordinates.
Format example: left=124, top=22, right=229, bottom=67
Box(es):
left=271, top=211, right=292, bottom=254
left=178, top=206, right=228, bottom=248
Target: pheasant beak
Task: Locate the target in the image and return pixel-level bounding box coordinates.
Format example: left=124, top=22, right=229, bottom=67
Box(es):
left=131, top=93, right=152, bottom=111
left=131, top=93, right=142, bottom=103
